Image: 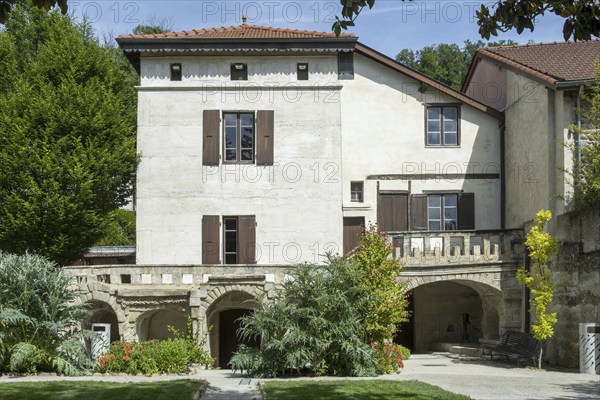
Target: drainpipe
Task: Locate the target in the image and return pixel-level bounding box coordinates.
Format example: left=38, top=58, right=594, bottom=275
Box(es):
left=576, top=86, right=584, bottom=247
left=576, top=85, right=583, bottom=181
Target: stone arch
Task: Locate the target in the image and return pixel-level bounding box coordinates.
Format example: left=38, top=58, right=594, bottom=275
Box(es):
left=402, top=271, right=503, bottom=294
left=77, top=291, right=129, bottom=341
left=397, top=277, right=503, bottom=353
left=205, top=287, right=264, bottom=369
left=84, top=300, right=121, bottom=343
left=136, top=307, right=188, bottom=342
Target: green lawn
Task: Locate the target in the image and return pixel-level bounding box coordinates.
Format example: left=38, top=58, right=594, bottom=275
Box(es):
left=261, top=380, right=472, bottom=400
left=0, top=380, right=209, bottom=400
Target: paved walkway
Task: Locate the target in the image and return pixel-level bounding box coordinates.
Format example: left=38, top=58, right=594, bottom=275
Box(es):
left=1, top=354, right=598, bottom=399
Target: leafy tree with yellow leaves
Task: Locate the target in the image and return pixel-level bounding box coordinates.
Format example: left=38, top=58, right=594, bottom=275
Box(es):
left=516, top=210, right=559, bottom=368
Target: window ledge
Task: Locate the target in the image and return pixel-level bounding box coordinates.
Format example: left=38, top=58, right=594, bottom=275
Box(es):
left=343, top=203, right=372, bottom=211
left=425, top=145, right=461, bottom=148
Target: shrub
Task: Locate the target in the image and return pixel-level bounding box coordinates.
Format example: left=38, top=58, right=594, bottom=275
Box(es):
left=397, top=344, right=411, bottom=360
left=351, top=224, right=409, bottom=343
left=0, top=252, right=94, bottom=375
left=95, top=323, right=213, bottom=375
left=230, top=258, right=378, bottom=378
left=372, top=342, right=404, bottom=374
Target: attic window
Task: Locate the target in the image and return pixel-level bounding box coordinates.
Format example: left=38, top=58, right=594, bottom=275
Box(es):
left=297, top=63, right=309, bottom=80
left=170, top=63, right=182, bottom=81
left=231, top=63, right=248, bottom=80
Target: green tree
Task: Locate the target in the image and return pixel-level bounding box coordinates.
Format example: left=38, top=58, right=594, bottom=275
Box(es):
left=396, top=40, right=518, bottom=90
left=334, top=1, right=599, bottom=41
left=516, top=210, right=559, bottom=369
left=351, top=225, right=408, bottom=343
left=0, top=252, right=94, bottom=375
left=569, top=61, right=600, bottom=207
left=95, top=210, right=136, bottom=246
left=477, top=1, right=600, bottom=41
left=0, top=0, right=66, bottom=23
left=0, top=4, right=137, bottom=265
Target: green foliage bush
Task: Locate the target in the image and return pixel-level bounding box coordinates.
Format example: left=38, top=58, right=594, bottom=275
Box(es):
left=230, top=227, right=410, bottom=378
left=0, top=252, right=94, bottom=375
left=95, top=324, right=214, bottom=375
left=230, top=258, right=378, bottom=378
left=371, top=342, right=405, bottom=374
left=398, top=344, right=411, bottom=361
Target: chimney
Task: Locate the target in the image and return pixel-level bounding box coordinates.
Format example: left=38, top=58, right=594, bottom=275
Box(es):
left=242, top=15, right=247, bottom=25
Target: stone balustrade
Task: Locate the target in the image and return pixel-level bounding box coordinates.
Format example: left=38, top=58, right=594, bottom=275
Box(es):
left=389, top=229, right=525, bottom=267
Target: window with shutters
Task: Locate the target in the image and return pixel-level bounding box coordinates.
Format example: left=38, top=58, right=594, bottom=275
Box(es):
left=411, top=193, right=474, bottom=231
left=426, top=106, right=460, bottom=146
left=202, top=215, right=256, bottom=265
left=203, top=110, right=274, bottom=166
left=427, top=194, right=458, bottom=230
left=223, top=112, right=255, bottom=163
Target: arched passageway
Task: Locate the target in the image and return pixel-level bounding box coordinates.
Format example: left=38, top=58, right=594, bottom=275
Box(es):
left=207, top=291, right=260, bottom=368
left=85, top=300, right=120, bottom=343
left=395, top=280, right=500, bottom=353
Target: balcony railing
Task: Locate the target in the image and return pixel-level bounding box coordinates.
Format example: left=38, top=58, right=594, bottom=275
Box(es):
left=388, top=229, right=525, bottom=267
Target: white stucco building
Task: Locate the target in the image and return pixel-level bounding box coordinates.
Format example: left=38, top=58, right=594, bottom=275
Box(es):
left=67, top=24, right=531, bottom=368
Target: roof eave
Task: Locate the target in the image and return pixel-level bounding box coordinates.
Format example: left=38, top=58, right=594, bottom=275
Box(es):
left=116, top=36, right=358, bottom=45
left=555, top=79, right=597, bottom=89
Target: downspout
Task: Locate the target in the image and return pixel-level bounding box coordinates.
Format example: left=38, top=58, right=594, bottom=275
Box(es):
left=500, top=123, right=506, bottom=229
left=576, top=85, right=583, bottom=179
left=576, top=85, right=584, bottom=247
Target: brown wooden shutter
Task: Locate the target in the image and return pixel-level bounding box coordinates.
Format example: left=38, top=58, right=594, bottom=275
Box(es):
left=202, top=215, right=220, bottom=264
left=378, top=194, right=408, bottom=232
left=343, top=217, right=364, bottom=254
left=458, top=193, right=475, bottom=230
left=256, top=110, right=274, bottom=166
left=238, top=216, right=256, bottom=264
left=410, top=194, right=428, bottom=230
left=203, top=110, right=220, bottom=166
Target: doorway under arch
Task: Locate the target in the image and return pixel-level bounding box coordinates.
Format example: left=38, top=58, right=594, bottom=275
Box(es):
left=207, top=291, right=260, bottom=368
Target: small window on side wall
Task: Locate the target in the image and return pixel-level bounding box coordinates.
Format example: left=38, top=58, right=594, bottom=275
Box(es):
left=350, top=182, right=363, bottom=202
left=297, top=63, right=309, bottom=80
left=426, top=106, right=459, bottom=146
left=170, top=63, right=182, bottom=81
left=231, top=63, right=248, bottom=80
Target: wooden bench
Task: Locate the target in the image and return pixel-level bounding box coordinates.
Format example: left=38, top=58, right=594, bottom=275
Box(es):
left=482, top=330, right=541, bottom=367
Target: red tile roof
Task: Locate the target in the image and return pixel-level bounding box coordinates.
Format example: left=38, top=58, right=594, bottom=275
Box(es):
left=476, top=40, right=600, bottom=87
left=118, top=24, right=356, bottom=40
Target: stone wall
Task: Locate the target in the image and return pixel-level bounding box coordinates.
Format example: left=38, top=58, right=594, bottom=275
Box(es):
left=546, top=207, right=600, bottom=368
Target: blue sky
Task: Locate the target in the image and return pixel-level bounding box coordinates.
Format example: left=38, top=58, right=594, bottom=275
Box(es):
left=70, top=1, right=567, bottom=57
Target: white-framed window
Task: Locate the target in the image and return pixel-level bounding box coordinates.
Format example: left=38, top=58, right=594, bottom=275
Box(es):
left=427, top=194, right=458, bottom=230
left=427, top=106, right=459, bottom=146
left=223, top=112, right=255, bottom=163
left=351, top=181, right=364, bottom=202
